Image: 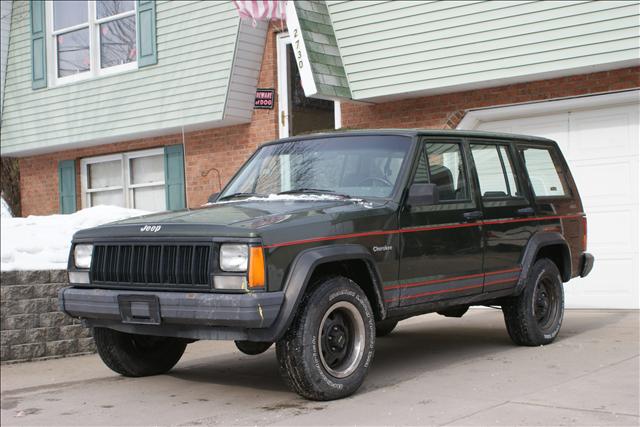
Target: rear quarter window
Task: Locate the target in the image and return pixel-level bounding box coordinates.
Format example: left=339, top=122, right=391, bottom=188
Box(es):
left=519, top=146, right=569, bottom=198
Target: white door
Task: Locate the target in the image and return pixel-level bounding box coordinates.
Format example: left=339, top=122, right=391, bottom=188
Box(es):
left=465, top=94, right=639, bottom=308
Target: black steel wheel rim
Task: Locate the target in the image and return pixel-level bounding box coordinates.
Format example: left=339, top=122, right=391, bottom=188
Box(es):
left=534, top=277, right=559, bottom=330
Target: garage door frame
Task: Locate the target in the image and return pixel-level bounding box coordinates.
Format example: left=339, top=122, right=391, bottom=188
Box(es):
left=457, top=90, right=639, bottom=130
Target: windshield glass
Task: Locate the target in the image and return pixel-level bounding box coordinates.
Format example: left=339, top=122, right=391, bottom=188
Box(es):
left=220, top=136, right=412, bottom=200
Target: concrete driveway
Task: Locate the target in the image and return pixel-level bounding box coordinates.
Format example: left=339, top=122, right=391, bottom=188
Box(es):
left=1, top=309, right=638, bottom=426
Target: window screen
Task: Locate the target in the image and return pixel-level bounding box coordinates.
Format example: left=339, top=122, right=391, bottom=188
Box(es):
left=471, top=144, right=521, bottom=199
left=521, top=147, right=568, bottom=197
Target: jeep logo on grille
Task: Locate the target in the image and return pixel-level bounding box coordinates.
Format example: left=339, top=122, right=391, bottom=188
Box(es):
left=140, top=225, right=162, bottom=233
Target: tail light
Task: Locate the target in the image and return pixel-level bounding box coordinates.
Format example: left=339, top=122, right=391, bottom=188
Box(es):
left=582, top=216, right=588, bottom=252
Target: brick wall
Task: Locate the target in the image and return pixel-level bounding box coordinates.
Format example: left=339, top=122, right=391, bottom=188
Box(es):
left=341, top=67, right=639, bottom=129
left=0, top=270, right=94, bottom=363
left=16, top=52, right=638, bottom=216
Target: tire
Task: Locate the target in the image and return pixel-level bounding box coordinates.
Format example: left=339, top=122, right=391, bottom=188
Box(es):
left=276, top=276, right=376, bottom=401
left=93, top=328, right=187, bottom=377
left=375, top=319, right=398, bottom=337
left=235, top=340, right=272, bottom=355
left=502, top=258, right=565, bottom=346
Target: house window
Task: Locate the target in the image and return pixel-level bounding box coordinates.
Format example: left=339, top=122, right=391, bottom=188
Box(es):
left=81, top=148, right=167, bottom=212
left=48, top=0, right=137, bottom=84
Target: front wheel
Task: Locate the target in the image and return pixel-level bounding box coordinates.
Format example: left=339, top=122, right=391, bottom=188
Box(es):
left=94, top=328, right=187, bottom=377
left=502, top=258, right=564, bottom=346
left=276, top=276, right=376, bottom=401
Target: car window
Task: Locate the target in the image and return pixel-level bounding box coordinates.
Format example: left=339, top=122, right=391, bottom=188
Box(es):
left=221, top=136, right=413, bottom=199
left=424, top=142, right=468, bottom=202
left=520, top=147, right=568, bottom=197
left=470, top=144, right=522, bottom=199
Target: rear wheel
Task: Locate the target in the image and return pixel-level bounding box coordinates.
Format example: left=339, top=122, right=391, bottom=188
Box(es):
left=276, top=276, right=375, bottom=401
left=502, top=258, right=564, bottom=346
left=94, top=328, right=187, bottom=377
left=375, top=319, right=398, bottom=337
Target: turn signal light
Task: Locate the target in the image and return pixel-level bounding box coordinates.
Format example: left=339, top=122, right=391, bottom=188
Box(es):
left=248, top=246, right=266, bottom=289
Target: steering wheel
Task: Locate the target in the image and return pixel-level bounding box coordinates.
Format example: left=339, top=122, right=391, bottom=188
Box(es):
left=357, top=176, right=392, bottom=187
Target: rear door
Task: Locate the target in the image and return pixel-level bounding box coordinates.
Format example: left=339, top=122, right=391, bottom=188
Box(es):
left=468, top=140, right=535, bottom=292
left=396, top=138, right=483, bottom=306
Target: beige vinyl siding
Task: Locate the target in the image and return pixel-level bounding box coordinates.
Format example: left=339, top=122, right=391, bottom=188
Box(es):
left=327, top=0, right=640, bottom=101
left=0, top=1, right=249, bottom=156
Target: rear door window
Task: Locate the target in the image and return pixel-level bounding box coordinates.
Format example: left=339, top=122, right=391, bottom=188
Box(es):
left=520, top=147, right=568, bottom=197
left=470, top=143, right=522, bottom=199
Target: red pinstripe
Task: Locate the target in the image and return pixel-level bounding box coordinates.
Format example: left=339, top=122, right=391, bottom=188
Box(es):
left=385, top=277, right=518, bottom=303
left=263, top=214, right=584, bottom=249
left=383, top=267, right=521, bottom=291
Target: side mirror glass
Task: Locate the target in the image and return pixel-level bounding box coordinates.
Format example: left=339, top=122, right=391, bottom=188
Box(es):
left=207, top=192, right=220, bottom=203
left=408, top=183, right=438, bottom=207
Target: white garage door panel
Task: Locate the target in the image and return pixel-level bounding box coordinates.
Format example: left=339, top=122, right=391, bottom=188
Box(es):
left=571, top=161, right=634, bottom=207
left=474, top=96, right=639, bottom=309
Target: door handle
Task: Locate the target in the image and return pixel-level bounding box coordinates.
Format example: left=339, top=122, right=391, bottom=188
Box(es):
left=463, top=210, right=483, bottom=222
left=516, top=207, right=535, bottom=217
left=280, top=110, right=287, bottom=127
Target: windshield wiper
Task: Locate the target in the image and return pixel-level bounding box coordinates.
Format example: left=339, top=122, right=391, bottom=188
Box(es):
left=278, top=188, right=351, bottom=198
left=217, top=192, right=263, bottom=201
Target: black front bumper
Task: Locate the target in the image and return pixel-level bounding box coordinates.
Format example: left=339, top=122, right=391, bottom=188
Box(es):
left=59, top=287, right=284, bottom=341
left=580, top=253, right=595, bottom=277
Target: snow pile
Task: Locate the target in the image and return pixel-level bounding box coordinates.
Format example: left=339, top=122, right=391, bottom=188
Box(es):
left=1, top=197, right=12, bottom=218
left=1, top=206, right=148, bottom=271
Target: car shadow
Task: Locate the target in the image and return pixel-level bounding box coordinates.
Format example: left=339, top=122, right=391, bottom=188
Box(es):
left=167, top=310, right=631, bottom=395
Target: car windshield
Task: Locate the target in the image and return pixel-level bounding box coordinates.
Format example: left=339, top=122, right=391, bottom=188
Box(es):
left=220, top=136, right=412, bottom=200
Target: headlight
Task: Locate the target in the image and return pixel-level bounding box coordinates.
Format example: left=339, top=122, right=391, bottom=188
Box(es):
left=220, top=244, right=248, bottom=272
left=74, top=244, right=93, bottom=269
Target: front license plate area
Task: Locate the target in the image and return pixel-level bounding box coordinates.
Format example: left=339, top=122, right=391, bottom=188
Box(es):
left=118, top=295, right=161, bottom=325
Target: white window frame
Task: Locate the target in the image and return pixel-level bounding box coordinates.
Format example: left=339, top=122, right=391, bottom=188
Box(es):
left=45, top=0, right=138, bottom=86
left=81, top=148, right=165, bottom=210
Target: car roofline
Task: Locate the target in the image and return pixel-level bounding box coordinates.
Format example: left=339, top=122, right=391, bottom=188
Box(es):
left=257, top=129, right=557, bottom=149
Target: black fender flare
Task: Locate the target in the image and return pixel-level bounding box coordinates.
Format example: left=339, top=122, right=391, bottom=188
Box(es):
left=515, top=232, right=572, bottom=295
left=269, top=244, right=386, bottom=341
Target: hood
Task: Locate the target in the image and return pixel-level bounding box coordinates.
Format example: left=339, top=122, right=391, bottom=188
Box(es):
left=72, top=196, right=389, bottom=243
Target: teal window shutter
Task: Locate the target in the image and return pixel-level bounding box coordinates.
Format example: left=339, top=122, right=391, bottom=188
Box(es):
left=58, top=160, right=77, bottom=214
left=30, top=0, right=47, bottom=89
left=164, top=145, right=186, bottom=211
left=137, top=0, right=157, bottom=67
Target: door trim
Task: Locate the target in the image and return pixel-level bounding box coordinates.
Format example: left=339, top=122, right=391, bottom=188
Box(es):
left=276, top=32, right=342, bottom=139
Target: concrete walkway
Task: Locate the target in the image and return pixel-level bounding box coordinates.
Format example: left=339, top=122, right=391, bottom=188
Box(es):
left=1, top=309, right=638, bottom=426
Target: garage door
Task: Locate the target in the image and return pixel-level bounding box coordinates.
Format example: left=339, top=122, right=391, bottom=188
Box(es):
left=465, top=93, right=639, bottom=309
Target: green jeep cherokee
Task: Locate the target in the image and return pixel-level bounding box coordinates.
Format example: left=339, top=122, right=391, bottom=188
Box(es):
left=60, top=130, right=594, bottom=400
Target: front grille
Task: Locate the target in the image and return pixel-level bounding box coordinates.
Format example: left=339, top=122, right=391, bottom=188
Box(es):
left=91, top=244, right=212, bottom=289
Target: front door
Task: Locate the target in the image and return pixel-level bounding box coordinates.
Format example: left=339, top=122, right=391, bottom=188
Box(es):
left=468, top=140, right=535, bottom=293
left=397, top=138, right=484, bottom=306
left=276, top=33, right=337, bottom=138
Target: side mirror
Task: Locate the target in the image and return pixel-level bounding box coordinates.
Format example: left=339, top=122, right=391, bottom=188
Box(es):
left=408, top=183, right=438, bottom=207
left=207, top=192, right=220, bottom=203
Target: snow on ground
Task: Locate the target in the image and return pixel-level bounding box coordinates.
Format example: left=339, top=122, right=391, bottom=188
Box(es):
left=1, top=206, right=148, bottom=271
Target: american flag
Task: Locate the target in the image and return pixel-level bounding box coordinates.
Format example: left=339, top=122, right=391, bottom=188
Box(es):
left=232, top=0, right=287, bottom=23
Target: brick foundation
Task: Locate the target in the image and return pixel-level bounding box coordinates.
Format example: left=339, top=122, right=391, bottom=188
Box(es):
left=0, top=270, right=94, bottom=363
